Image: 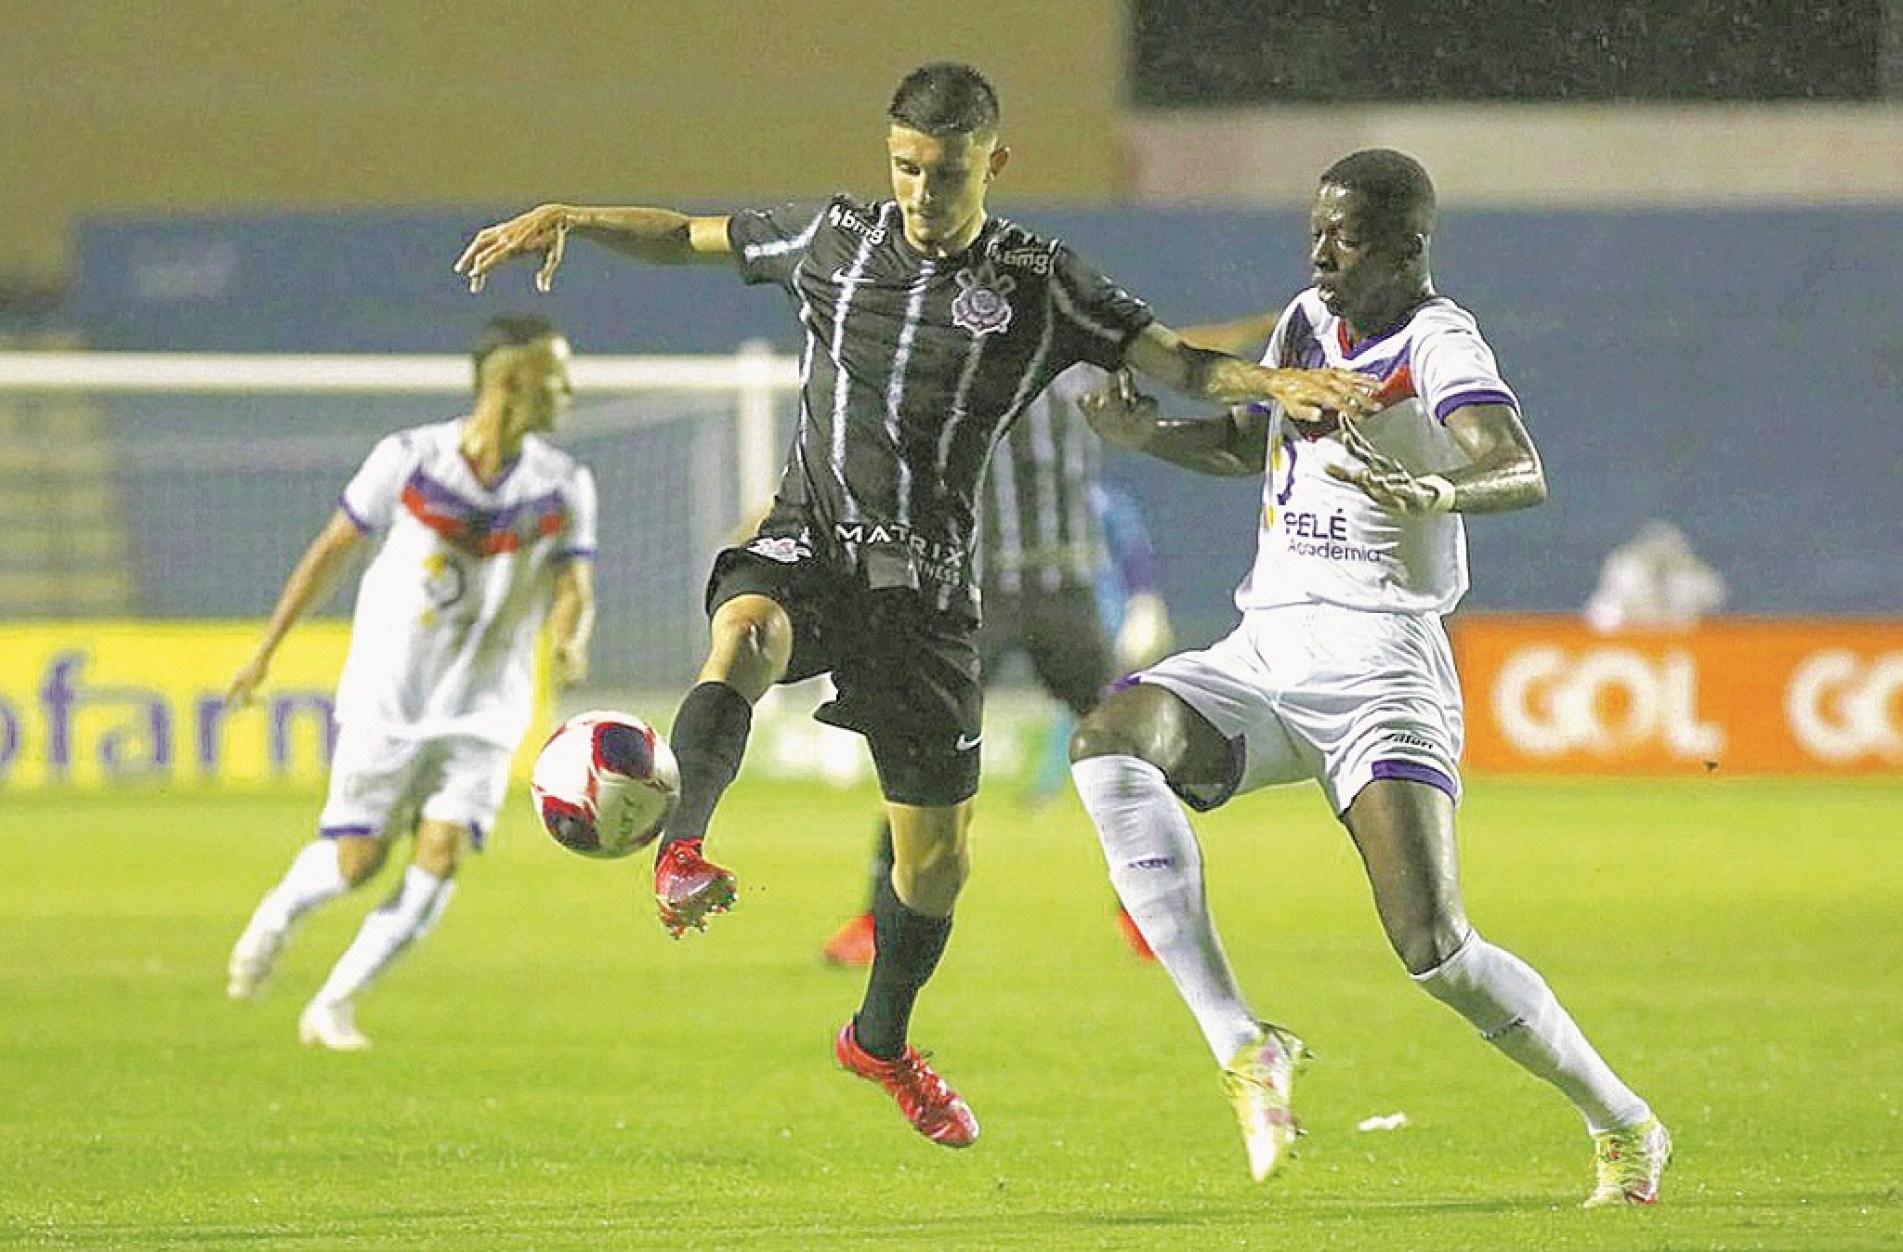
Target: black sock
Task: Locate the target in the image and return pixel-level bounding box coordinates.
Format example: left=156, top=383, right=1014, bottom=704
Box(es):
left=863, top=819, right=896, bottom=912
left=659, top=681, right=753, bottom=852
left=853, top=877, right=953, bottom=1059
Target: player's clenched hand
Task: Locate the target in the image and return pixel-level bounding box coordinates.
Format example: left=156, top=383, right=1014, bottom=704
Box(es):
left=1326, top=415, right=1451, bottom=514
left=455, top=204, right=573, bottom=294
left=1267, top=367, right=1378, bottom=425
left=1078, top=369, right=1161, bottom=451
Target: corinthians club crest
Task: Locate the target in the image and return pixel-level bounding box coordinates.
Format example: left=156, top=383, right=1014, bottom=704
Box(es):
left=951, top=268, right=1014, bottom=337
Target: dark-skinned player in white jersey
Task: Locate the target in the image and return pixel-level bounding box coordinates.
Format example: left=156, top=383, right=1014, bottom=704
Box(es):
left=1070, top=149, right=1671, bottom=1205
left=455, top=63, right=1376, bottom=1150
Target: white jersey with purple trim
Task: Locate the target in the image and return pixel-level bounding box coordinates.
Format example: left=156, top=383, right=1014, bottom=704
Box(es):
left=1239, top=289, right=1519, bottom=616
left=332, top=419, right=596, bottom=748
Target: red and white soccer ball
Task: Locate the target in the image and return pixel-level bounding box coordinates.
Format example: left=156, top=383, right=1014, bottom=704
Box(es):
left=530, top=710, right=680, bottom=859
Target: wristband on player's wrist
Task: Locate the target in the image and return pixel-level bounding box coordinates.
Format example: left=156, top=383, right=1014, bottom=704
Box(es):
left=1419, top=474, right=1457, bottom=513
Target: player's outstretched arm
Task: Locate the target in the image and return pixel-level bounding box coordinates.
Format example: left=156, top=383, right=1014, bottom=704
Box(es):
left=1327, top=402, right=1547, bottom=515
left=1122, top=322, right=1376, bottom=423
left=1078, top=368, right=1269, bottom=478
left=227, top=510, right=363, bottom=708
left=548, top=559, right=596, bottom=687
left=455, top=205, right=734, bottom=293
left=1177, top=310, right=1280, bottom=358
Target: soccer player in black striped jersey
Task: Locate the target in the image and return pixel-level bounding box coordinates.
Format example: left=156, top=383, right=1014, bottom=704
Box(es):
left=457, top=62, right=1375, bottom=1150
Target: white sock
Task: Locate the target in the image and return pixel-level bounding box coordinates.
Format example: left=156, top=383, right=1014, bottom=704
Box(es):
left=312, top=865, right=456, bottom=1006
left=1072, top=755, right=1261, bottom=1062
left=1414, top=931, right=1651, bottom=1132
left=236, top=839, right=349, bottom=949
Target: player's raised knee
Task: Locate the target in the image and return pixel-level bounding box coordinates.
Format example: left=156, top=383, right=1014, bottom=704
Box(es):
left=1070, top=682, right=1191, bottom=768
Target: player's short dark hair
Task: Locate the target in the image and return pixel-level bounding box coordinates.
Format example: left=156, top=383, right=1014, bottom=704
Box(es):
left=1320, top=149, right=1436, bottom=240
left=472, top=313, right=560, bottom=386
left=888, top=62, right=1000, bottom=136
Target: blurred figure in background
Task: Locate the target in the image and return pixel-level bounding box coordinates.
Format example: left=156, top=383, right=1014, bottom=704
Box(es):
left=1020, top=476, right=1174, bottom=809
left=224, top=315, right=596, bottom=1051
left=1583, top=520, right=1726, bottom=632
left=817, top=364, right=1175, bottom=967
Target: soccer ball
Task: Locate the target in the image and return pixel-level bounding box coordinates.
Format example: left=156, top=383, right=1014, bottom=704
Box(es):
left=530, top=710, right=680, bottom=859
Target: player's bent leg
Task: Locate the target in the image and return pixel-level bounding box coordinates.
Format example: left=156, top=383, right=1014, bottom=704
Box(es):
left=1070, top=685, right=1261, bottom=1060
left=854, top=802, right=967, bottom=1052
left=653, top=595, right=791, bottom=936
left=1071, top=685, right=1300, bottom=1179
left=1345, top=779, right=1664, bottom=1201
left=884, top=800, right=969, bottom=917
left=301, top=820, right=465, bottom=1051
left=227, top=834, right=381, bottom=1000
left=1339, top=778, right=1469, bottom=975
left=838, top=801, right=978, bottom=1146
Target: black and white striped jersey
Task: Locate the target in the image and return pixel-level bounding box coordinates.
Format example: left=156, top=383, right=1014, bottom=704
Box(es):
left=728, top=196, right=1152, bottom=614
left=980, top=364, right=1107, bottom=595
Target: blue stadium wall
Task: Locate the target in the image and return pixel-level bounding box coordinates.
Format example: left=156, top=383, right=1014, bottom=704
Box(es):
left=73, top=205, right=1903, bottom=649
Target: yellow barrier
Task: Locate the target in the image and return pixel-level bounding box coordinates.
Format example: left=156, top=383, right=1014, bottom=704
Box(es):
left=0, top=622, right=545, bottom=790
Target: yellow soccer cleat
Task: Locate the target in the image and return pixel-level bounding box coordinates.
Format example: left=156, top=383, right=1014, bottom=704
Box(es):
left=1221, top=1023, right=1309, bottom=1181
left=1583, top=1116, right=1673, bottom=1208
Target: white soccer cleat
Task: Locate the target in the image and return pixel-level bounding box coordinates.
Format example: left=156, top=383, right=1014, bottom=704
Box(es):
left=298, top=998, right=371, bottom=1052
left=226, top=924, right=286, bottom=1001
left=1583, top=1116, right=1672, bottom=1208
left=1222, top=1023, right=1308, bottom=1181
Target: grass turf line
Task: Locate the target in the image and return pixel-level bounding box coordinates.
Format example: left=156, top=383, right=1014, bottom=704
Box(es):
left=1, top=778, right=1899, bottom=1250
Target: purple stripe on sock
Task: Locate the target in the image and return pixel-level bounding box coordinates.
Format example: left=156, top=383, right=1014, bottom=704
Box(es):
left=319, top=824, right=375, bottom=838
left=1370, top=758, right=1458, bottom=799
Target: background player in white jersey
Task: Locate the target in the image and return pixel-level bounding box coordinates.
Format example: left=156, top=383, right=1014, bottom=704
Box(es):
left=1069, top=150, right=1671, bottom=1207
left=224, top=314, right=597, bottom=1051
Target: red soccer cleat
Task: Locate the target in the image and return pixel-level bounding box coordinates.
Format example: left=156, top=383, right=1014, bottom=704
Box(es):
left=653, top=839, right=737, bottom=938
left=833, top=1021, right=979, bottom=1148
left=820, top=911, right=877, bottom=966
left=1116, top=905, right=1157, bottom=962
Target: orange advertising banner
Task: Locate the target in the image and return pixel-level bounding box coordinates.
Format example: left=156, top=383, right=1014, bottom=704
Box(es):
left=1451, top=616, right=1903, bottom=775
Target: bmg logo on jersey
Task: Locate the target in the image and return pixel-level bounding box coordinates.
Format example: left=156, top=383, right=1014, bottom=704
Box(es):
left=828, top=203, right=887, bottom=244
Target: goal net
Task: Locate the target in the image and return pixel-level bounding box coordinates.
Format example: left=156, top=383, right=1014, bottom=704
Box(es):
left=0, top=346, right=800, bottom=693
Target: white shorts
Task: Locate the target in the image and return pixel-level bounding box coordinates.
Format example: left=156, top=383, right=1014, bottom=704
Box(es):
left=316, top=726, right=513, bottom=849
left=1137, top=602, right=1464, bottom=815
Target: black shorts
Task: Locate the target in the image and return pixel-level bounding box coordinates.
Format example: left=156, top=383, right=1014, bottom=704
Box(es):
left=707, top=535, right=983, bottom=807
left=977, top=584, right=1118, bottom=716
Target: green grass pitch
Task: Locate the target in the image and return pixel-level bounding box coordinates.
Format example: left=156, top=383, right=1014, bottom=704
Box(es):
left=3, top=775, right=1899, bottom=1250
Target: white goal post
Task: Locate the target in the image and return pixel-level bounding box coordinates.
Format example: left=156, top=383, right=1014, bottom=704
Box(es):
left=0, top=346, right=801, bottom=510
left=0, top=345, right=803, bottom=690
